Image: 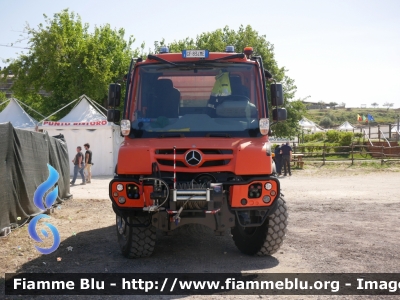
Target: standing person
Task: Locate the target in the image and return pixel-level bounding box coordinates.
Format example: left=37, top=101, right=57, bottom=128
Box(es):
left=274, top=144, right=283, bottom=176
left=280, top=142, right=293, bottom=176
left=70, top=146, right=85, bottom=185
left=83, top=143, right=92, bottom=183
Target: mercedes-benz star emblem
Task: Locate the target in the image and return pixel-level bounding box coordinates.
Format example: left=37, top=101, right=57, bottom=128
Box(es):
left=185, top=150, right=202, bottom=166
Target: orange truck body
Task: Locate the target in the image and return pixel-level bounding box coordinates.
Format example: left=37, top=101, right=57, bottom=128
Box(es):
left=107, top=47, right=287, bottom=257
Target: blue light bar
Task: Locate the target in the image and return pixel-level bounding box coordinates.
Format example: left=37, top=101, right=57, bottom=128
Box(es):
left=159, top=46, right=169, bottom=54
left=225, top=45, right=235, bottom=53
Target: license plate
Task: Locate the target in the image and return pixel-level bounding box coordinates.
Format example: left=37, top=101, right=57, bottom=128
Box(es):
left=182, top=50, right=209, bottom=58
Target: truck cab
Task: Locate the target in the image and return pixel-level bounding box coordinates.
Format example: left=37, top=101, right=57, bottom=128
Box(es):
left=107, top=46, right=288, bottom=258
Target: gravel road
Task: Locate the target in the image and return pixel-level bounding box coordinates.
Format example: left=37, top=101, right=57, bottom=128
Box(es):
left=2, top=165, right=400, bottom=299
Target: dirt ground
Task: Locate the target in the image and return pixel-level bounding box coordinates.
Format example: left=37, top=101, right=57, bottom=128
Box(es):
left=1, top=163, right=400, bottom=299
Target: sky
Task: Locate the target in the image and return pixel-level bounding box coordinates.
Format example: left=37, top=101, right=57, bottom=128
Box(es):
left=1, top=0, right=399, bottom=109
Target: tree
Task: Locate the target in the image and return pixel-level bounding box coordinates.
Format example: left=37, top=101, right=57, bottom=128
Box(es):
left=318, top=100, right=325, bottom=109
left=0, top=10, right=138, bottom=118
left=166, top=25, right=301, bottom=137
left=319, top=116, right=333, bottom=128
left=371, top=102, right=379, bottom=108
left=0, top=91, right=7, bottom=111
left=329, top=102, right=338, bottom=109
left=383, top=102, right=394, bottom=111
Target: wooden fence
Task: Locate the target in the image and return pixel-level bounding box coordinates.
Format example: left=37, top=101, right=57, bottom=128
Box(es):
left=293, top=143, right=400, bottom=165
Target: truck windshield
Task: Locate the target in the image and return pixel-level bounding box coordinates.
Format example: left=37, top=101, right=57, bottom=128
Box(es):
left=129, top=62, right=264, bottom=138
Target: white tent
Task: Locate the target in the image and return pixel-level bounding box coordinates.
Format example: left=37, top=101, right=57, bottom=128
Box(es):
left=392, top=123, right=400, bottom=137
left=299, top=117, right=325, bottom=132
left=337, top=121, right=355, bottom=131
left=392, top=122, right=400, bottom=130
left=0, top=98, right=38, bottom=130
left=39, top=95, right=123, bottom=176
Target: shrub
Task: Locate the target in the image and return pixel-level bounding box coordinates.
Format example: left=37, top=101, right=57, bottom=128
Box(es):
left=339, top=132, right=354, bottom=146
left=354, top=132, right=363, bottom=138
left=306, top=145, right=315, bottom=153
left=326, top=130, right=340, bottom=143
left=303, top=134, right=312, bottom=143
left=324, top=142, right=337, bottom=153
left=353, top=132, right=363, bottom=144
left=313, top=132, right=325, bottom=141
left=334, top=145, right=349, bottom=153
left=319, top=116, right=333, bottom=128
left=326, top=113, right=337, bottom=122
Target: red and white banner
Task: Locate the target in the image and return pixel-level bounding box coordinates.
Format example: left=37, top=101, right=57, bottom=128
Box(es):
left=42, top=120, right=108, bottom=126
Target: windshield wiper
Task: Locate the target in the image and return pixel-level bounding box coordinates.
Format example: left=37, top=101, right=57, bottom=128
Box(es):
left=156, top=64, right=214, bottom=71
left=195, top=53, right=245, bottom=63
left=214, top=53, right=245, bottom=61
left=147, top=54, right=177, bottom=66
left=158, top=133, right=185, bottom=138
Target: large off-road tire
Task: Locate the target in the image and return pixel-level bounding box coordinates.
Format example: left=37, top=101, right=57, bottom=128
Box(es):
left=116, top=214, right=156, bottom=258
left=231, top=197, right=288, bottom=256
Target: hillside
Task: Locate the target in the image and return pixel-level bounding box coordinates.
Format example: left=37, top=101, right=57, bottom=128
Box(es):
left=304, top=107, right=400, bottom=128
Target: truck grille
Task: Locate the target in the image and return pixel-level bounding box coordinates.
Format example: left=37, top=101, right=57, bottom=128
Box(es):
left=155, top=149, right=233, bottom=168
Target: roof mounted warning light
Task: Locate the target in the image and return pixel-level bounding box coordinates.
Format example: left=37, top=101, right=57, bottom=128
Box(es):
left=225, top=45, right=235, bottom=53
left=159, top=46, right=169, bottom=54
left=244, top=47, right=253, bottom=58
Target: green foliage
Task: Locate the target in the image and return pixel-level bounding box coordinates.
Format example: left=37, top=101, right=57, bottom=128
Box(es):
left=338, top=132, right=354, bottom=146
left=353, top=132, right=363, bottom=144
left=0, top=92, right=6, bottom=101
left=313, top=132, right=325, bottom=141
left=326, top=130, right=340, bottom=143
left=325, top=130, right=355, bottom=146
left=326, top=113, right=337, bottom=122
left=325, top=143, right=336, bottom=153
left=0, top=92, right=8, bottom=111
left=303, top=132, right=325, bottom=143
left=166, top=25, right=302, bottom=138
left=0, top=9, right=138, bottom=118
left=319, top=116, right=333, bottom=128
left=305, top=108, right=398, bottom=125
left=272, top=99, right=306, bottom=138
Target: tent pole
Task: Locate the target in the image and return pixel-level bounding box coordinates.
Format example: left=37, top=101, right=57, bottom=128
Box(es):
left=11, top=98, right=37, bottom=126
left=39, top=98, right=79, bottom=123
left=14, top=98, right=46, bottom=119
left=85, top=97, right=107, bottom=116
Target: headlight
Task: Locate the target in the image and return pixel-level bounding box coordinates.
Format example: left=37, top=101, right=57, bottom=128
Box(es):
left=264, top=182, right=272, bottom=190
left=120, top=119, right=131, bottom=136
left=116, top=184, right=124, bottom=191
left=259, top=118, right=269, bottom=135
left=262, top=195, right=271, bottom=204
left=118, top=196, right=126, bottom=204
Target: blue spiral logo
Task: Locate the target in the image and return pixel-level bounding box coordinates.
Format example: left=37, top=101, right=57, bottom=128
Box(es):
left=28, top=164, right=61, bottom=254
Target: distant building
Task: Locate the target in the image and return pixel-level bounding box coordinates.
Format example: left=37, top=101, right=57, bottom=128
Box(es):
left=0, top=75, right=50, bottom=98
left=0, top=75, right=14, bottom=98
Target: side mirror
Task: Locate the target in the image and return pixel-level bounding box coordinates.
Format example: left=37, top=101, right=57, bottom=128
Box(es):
left=107, top=109, right=121, bottom=123
left=264, top=70, right=273, bottom=79
left=108, top=83, right=121, bottom=107
left=270, top=83, right=284, bottom=106
left=272, top=108, right=287, bottom=121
